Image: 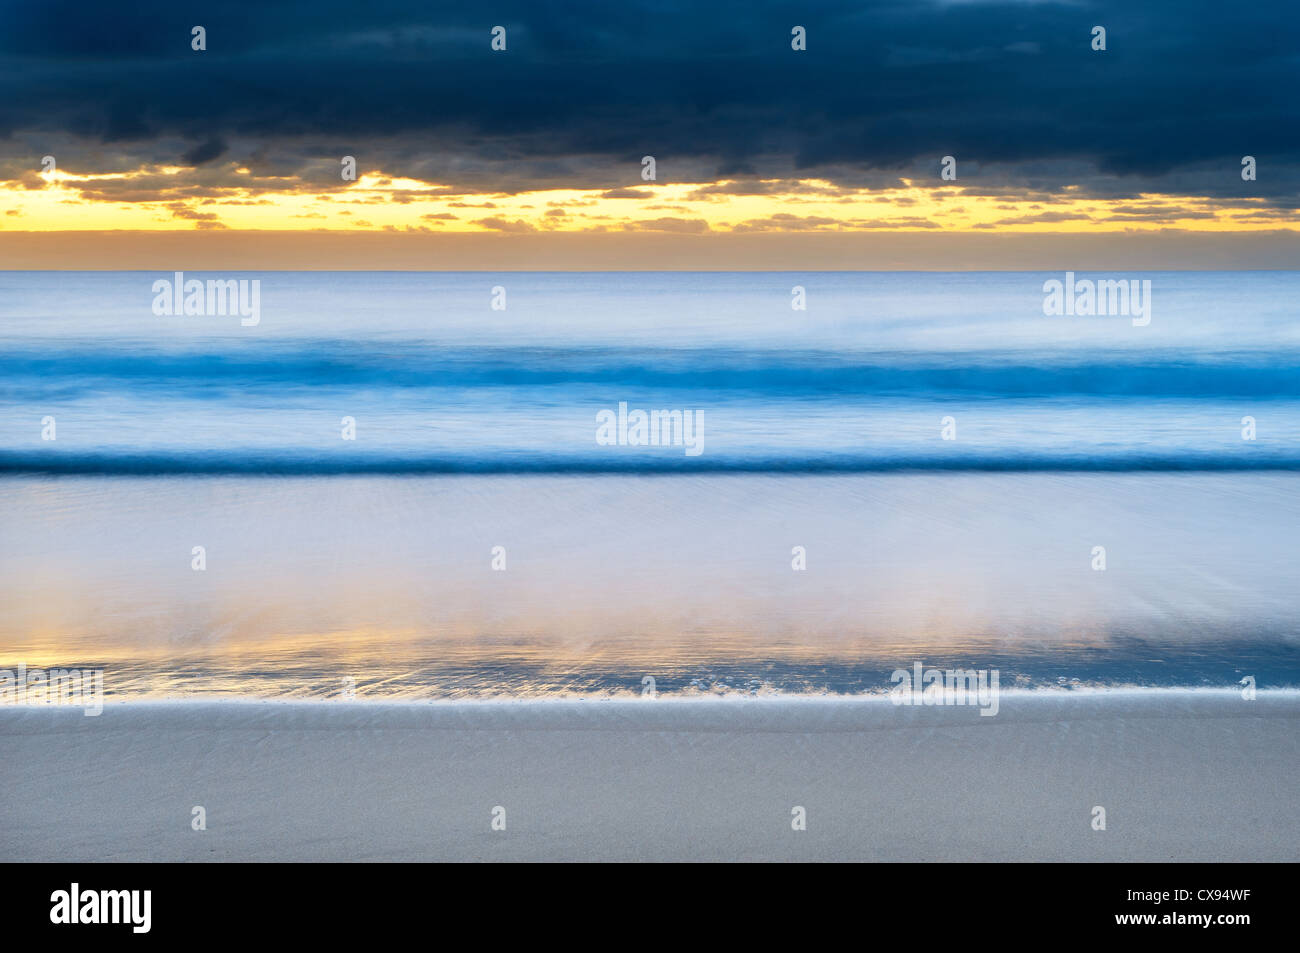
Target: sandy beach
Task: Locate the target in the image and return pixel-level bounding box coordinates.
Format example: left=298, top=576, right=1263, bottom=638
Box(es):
left=3, top=690, right=1295, bottom=862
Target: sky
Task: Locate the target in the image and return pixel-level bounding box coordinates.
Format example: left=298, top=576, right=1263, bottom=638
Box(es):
left=0, top=0, right=1296, bottom=268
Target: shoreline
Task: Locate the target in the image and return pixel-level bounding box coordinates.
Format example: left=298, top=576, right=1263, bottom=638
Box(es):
left=4, top=684, right=1298, bottom=708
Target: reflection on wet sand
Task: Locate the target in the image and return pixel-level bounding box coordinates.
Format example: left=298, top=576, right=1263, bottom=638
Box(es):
left=3, top=473, right=1298, bottom=698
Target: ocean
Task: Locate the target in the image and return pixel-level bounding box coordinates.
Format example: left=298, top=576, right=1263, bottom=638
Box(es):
left=2, top=271, right=1297, bottom=697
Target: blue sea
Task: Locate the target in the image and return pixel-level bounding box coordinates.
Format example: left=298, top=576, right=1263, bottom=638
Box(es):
left=1, top=271, right=1297, bottom=697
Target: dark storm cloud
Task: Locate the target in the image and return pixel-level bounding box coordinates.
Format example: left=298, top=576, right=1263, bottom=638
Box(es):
left=182, top=136, right=227, bottom=165
left=0, top=0, right=1296, bottom=204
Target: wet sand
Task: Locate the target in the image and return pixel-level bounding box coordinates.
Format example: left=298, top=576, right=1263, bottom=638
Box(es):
left=2, top=690, right=1296, bottom=862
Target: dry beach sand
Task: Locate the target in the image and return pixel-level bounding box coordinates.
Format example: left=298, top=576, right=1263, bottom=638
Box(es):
left=2, top=689, right=1296, bottom=862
